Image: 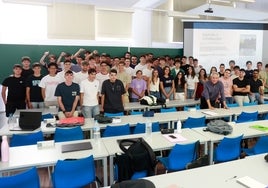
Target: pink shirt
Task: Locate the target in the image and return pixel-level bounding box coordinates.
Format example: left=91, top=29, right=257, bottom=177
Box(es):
left=219, top=77, right=233, bottom=97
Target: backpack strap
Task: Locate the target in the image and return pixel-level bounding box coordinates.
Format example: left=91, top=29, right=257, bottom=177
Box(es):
left=140, top=139, right=157, bottom=168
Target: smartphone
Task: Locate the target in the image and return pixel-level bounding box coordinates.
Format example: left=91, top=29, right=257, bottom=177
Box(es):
left=169, top=135, right=177, bottom=139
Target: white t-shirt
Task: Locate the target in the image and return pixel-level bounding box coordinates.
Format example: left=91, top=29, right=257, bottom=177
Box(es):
left=125, top=67, right=135, bottom=77
left=185, top=75, right=198, bottom=90
left=80, top=79, right=99, bottom=106
left=96, top=72, right=109, bottom=92
left=56, top=70, right=77, bottom=83
left=134, top=63, right=147, bottom=72
left=143, top=68, right=153, bottom=78
left=75, top=71, right=88, bottom=84
left=39, top=75, right=61, bottom=102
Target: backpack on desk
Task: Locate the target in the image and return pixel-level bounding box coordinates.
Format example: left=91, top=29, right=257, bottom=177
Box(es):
left=206, top=120, right=233, bottom=135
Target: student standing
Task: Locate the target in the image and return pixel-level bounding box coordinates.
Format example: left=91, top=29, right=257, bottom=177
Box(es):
left=130, top=70, right=147, bottom=102
left=55, top=70, right=80, bottom=119
left=2, top=64, right=26, bottom=117
left=233, top=69, right=250, bottom=106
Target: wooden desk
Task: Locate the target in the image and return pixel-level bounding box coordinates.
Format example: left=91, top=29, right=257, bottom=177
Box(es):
left=144, top=154, right=268, bottom=188
left=102, top=130, right=209, bottom=185
left=193, top=120, right=268, bottom=164
left=0, top=139, right=109, bottom=186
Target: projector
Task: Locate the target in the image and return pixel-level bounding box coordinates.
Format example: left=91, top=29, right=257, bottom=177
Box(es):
left=204, top=8, right=213, bottom=13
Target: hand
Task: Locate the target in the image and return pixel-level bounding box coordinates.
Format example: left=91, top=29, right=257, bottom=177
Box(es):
left=208, top=106, right=215, bottom=110
left=44, top=51, right=49, bottom=55
left=60, top=52, right=66, bottom=56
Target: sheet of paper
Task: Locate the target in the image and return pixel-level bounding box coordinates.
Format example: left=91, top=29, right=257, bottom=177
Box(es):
left=236, top=176, right=267, bottom=188
left=201, top=111, right=218, bottom=116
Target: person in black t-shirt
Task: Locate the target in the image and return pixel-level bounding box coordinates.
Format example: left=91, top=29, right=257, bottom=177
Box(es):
left=249, top=69, right=264, bottom=104
left=233, top=69, right=250, bottom=106
left=1, top=64, right=26, bottom=117
left=21, top=56, right=34, bottom=79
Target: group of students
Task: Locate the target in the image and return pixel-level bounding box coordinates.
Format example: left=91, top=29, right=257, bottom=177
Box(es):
left=1, top=49, right=267, bottom=119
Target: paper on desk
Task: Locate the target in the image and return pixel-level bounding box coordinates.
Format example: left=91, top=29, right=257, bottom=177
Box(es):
left=236, top=176, right=267, bottom=188
left=202, top=111, right=218, bottom=116
left=163, top=134, right=187, bottom=142
left=250, top=125, right=268, bottom=132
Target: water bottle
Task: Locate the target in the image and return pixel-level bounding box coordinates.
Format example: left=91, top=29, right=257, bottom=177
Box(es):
left=1, top=135, right=9, bottom=162
left=93, top=120, right=100, bottom=141
left=145, top=118, right=152, bottom=136
left=177, top=119, right=182, bottom=133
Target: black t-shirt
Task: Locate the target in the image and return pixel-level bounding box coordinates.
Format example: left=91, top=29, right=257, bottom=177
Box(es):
left=245, top=70, right=253, bottom=80
left=181, top=64, right=190, bottom=74
left=101, top=79, right=126, bottom=113
left=249, top=78, right=263, bottom=93
left=22, top=68, right=34, bottom=79
left=233, top=77, right=250, bottom=96
left=26, top=75, right=44, bottom=102
left=2, top=76, right=26, bottom=102
left=160, top=76, right=173, bottom=88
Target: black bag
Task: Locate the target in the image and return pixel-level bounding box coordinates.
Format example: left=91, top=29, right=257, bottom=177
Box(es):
left=140, top=95, right=157, bottom=106
left=143, top=107, right=154, bottom=117
left=111, top=179, right=155, bottom=188
left=115, top=138, right=157, bottom=182
left=186, top=141, right=209, bottom=169
left=157, top=97, right=166, bottom=106
left=94, top=114, right=113, bottom=124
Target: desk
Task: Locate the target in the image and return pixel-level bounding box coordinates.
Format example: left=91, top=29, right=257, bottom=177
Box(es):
left=0, top=139, right=109, bottom=186
left=193, top=120, right=268, bottom=164
left=144, top=154, right=268, bottom=188
left=102, top=129, right=209, bottom=185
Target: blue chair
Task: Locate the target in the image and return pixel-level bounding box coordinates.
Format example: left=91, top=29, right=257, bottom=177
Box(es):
left=10, top=131, right=44, bottom=147
left=184, top=105, right=200, bottom=111
left=226, top=103, right=239, bottom=108
left=158, top=141, right=198, bottom=172
left=236, top=111, right=258, bottom=123
left=160, top=107, right=176, bottom=113
left=52, top=155, right=98, bottom=188
left=243, top=136, right=268, bottom=156
left=243, top=101, right=258, bottom=106
left=133, top=122, right=160, bottom=134
left=130, top=110, right=143, bottom=115
left=54, top=126, right=83, bottom=142
left=104, top=112, right=124, bottom=117
left=102, top=124, right=131, bottom=137
left=183, top=116, right=206, bottom=128
left=0, top=167, right=40, bottom=188
left=214, top=135, right=243, bottom=163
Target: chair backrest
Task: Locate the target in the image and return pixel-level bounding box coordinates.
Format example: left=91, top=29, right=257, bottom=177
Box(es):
left=236, top=111, right=258, bottom=123
left=215, top=135, right=243, bottom=163
left=10, top=131, right=44, bottom=147
left=226, top=103, right=239, bottom=108
left=104, top=112, right=124, bottom=117
left=252, top=136, right=268, bottom=155
left=243, top=101, right=258, bottom=106
left=102, top=124, right=131, bottom=137
left=167, top=141, right=197, bottom=171
left=133, top=122, right=160, bottom=134
left=130, top=111, right=143, bottom=115
left=52, top=155, right=96, bottom=188
left=160, top=107, right=176, bottom=113
left=0, top=167, right=40, bottom=188
left=184, top=105, right=200, bottom=111
left=183, top=116, right=206, bottom=128
left=54, top=126, right=83, bottom=142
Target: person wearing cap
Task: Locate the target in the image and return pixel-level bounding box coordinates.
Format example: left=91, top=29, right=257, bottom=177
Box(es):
left=232, top=68, right=250, bottom=106
left=101, top=69, right=125, bottom=113
left=21, top=56, right=34, bottom=78
left=75, top=60, right=90, bottom=84
left=26, top=63, right=44, bottom=109
left=39, top=63, right=61, bottom=107
left=245, top=60, right=254, bottom=79
left=2, top=64, right=26, bottom=117
left=249, top=69, right=264, bottom=104
left=55, top=70, right=80, bottom=119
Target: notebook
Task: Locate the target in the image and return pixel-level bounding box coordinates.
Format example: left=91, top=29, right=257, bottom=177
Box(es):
left=18, top=111, right=42, bottom=131
left=61, top=141, right=92, bottom=153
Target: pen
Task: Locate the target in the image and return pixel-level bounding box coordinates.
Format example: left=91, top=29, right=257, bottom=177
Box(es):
left=225, top=175, right=237, bottom=182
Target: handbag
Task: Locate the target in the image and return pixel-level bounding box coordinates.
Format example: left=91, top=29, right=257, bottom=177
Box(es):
left=143, top=107, right=154, bottom=117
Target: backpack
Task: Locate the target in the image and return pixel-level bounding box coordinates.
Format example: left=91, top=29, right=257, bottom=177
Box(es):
left=114, top=138, right=157, bottom=182
left=206, top=120, right=233, bottom=135
left=94, top=114, right=113, bottom=124
left=140, top=95, right=157, bottom=106
left=111, top=179, right=155, bottom=188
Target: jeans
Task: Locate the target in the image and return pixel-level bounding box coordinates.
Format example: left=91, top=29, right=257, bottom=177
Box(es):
left=249, top=93, right=264, bottom=104
left=162, top=87, right=174, bottom=100
left=82, top=105, right=100, bottom=118
left=149, top=91, right=160, bottom=99
left=31, top=102, right=45, bottom=109
left=187, top=89, right=195, bottom=99
left=225, top=97, right=233, bottom=104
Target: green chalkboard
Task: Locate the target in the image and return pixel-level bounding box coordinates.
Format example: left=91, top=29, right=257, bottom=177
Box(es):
left=130, top=47, right=183, bottom=58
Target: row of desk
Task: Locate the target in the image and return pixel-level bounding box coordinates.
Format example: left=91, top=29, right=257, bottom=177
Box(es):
left=1, top=120, right=268, bottom=186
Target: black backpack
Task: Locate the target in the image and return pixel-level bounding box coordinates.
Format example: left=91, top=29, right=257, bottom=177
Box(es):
left=114, top=138, right=157, bottom=182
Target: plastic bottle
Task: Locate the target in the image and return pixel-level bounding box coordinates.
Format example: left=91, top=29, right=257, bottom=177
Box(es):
left=145, top=118, right=152, bottom=136
left=1, top=135, right=9, bottom=162
left=93, top=120, right=100, bottom=141
left=177, top=119, right=182, bottom=133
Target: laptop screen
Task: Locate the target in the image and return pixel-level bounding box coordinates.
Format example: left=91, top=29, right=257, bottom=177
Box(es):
left=19, top=111, right=42, bottom=130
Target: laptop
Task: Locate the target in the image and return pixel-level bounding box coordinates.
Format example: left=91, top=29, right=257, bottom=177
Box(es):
left=18, top=111, right=42, bottom=131
left=61, top=141, right=92, bottom=153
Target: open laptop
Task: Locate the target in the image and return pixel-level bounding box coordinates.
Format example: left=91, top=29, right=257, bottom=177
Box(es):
left=16, top=111, right=42, bottom=131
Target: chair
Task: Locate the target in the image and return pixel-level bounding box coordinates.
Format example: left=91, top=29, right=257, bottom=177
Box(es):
left=0, top=167, right=40, bottom=188
left=243, top=136, right=268, bottom=156
left=243, top=101, right=258, bottom=106
left=10, top=131, right=44, bottom=147
left=102, top=124, right=131, bottom=137
left=104, top=112, right=124, bottom=117
left=133, top=122, right=160, bottom=134
left=182, top=116, right=206, bottom=128
left=158, top=141, right=198, bottom=172
left=54, top=126, right=83, bottom=142
left=236, top=111, right=258, bottom=123
left=130, top=110, right=143, bottom=115
left=226, top=103, right=239, bottom=108
left=184, top=105, right=200, bottom=111
left=52, top=155, right=98, bottom=188
left=214, top=135, right=243, bottom=163
left=160, top=107, right=176, bottom=113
